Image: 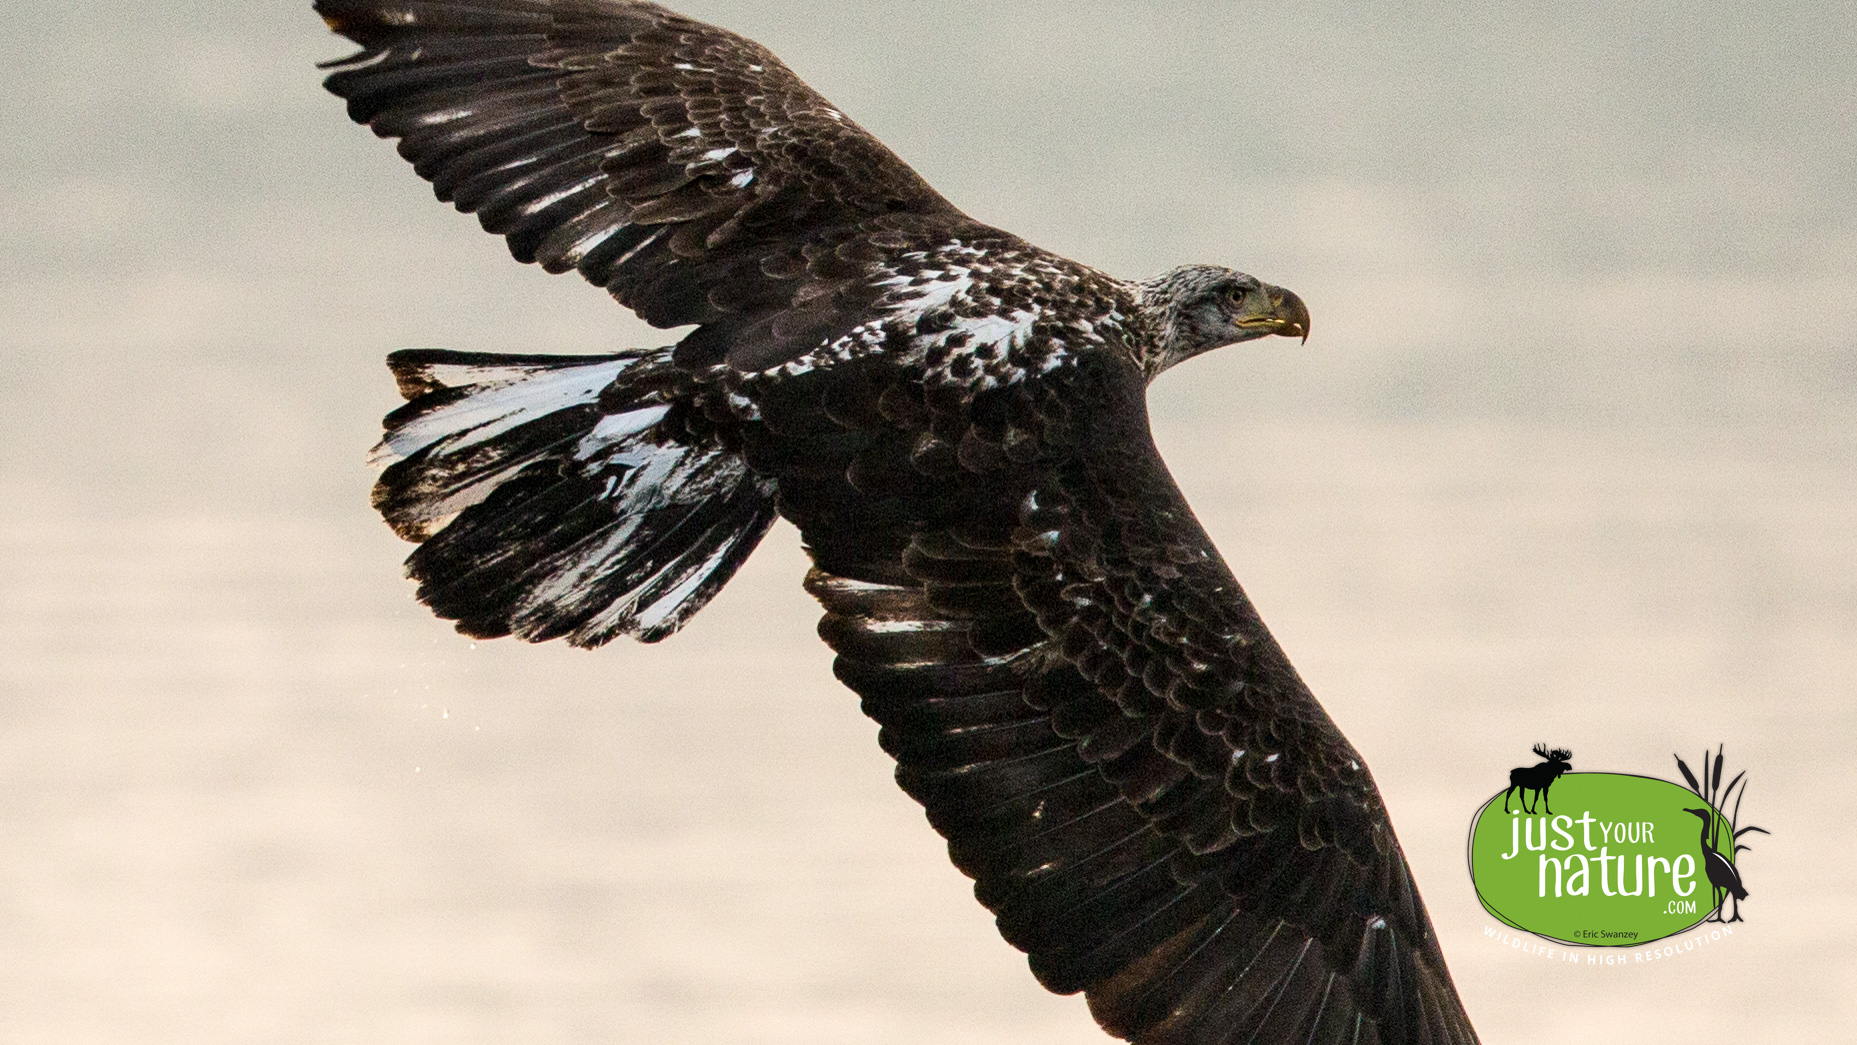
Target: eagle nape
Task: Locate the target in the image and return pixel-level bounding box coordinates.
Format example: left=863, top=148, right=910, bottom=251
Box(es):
left=318, top=1, right=1475, bottom=1042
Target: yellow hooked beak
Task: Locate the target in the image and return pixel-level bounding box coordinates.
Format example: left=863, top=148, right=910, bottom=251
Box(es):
left=1237, top=285, right=1311, bottom=344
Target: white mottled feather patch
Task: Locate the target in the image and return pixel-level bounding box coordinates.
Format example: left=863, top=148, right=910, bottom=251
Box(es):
left=950, top=309, right=1038, bottom=349
left=374, top=358, right=631, bottom=467
left=576, top=405, right=671, bottom=460
left=752, top=241, right=1129, bottom=391
left=886, top=270, right=975, bottom=315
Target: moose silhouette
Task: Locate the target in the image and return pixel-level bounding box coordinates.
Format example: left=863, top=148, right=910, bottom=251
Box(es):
left=1503, top=744, right=1573, bottom=815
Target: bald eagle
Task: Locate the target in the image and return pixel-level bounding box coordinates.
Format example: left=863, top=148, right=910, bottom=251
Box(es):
left=317, top=2, right=1478, bottom=1042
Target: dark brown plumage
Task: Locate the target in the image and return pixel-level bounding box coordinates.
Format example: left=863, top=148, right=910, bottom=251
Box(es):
left=319, top=2, right=1476, bottom=1042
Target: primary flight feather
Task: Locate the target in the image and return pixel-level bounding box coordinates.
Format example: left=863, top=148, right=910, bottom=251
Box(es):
left=317, top=2, right=1477, bottom=1041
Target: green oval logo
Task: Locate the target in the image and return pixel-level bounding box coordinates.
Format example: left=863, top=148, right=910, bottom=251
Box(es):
left=1467, top=773, right=1737, bottom=946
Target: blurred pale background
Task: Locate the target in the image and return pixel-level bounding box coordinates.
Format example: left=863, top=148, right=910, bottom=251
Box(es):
left=2, top=1, right=1852, bottom=1042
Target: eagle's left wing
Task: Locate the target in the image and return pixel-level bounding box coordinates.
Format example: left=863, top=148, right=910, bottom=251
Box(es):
left=778, top=343, right=1479, bottom=1045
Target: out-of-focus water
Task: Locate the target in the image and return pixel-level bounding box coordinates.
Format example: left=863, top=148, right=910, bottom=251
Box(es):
left=2, top=419, right=1849, bottom=1044
left=1, top=1, right=1852, bottom=1042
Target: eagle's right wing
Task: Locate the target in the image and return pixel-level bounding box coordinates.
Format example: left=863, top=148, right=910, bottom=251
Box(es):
left=784, top=348, right=1480, bottom=1045
left=318, top=0, right=976, bottom=371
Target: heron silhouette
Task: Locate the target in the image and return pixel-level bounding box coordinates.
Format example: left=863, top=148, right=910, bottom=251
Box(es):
left=1683, top=807, right=1748, bottom=922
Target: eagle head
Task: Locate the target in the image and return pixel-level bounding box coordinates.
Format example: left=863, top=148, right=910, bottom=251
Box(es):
left=1137, top=265, right=1310, bottom=377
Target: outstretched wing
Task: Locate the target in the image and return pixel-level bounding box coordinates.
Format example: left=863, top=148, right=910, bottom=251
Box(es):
left=767, top=345, right=1478, bottom=1045
left=318, top=0, right=978, bottom=370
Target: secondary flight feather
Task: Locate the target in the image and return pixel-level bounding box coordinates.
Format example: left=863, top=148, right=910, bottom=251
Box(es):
left=317, top=2, right=1478, bottom=1042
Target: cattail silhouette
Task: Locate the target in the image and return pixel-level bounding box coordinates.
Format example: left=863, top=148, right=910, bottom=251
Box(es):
left=1675, top=746, right=1769, bottom=923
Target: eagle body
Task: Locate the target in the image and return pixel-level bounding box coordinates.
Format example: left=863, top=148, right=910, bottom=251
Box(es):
left=319, top=2, right=1478, bottom=1042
